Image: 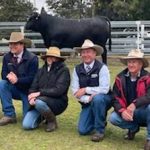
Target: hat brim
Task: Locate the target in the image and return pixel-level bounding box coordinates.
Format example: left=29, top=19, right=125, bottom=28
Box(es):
left=120, top=57, right=149, bottom=68
left=3, top=38, right=32, bottom=45
left=9, top=38, right=31, bottom=43
left=41, top=54, right=66, bottom=61
left=74, top=45, right=104, bottom=55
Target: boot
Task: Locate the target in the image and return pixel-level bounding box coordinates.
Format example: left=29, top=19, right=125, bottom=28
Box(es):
left=144, top=140, right=150, bottom=150
left=41, top=109, right=57, bottom=132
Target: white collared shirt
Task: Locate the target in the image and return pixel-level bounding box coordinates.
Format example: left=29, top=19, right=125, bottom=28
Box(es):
left=14, top=50, right=23, bottom=63
left=84, top=61, right=95, bottom=72
left=71, top=61, right=110, bottom=103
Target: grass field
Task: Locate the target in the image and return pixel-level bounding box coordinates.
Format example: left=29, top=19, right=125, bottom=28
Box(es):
left=0, top=56, right=149, bottom=150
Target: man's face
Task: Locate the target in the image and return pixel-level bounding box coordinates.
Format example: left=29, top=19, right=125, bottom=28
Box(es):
left=80, top=48, right=96, bottom=64
left=9, top=42, right=24, bottom=55
left=127, top=59, right=143, bottom=75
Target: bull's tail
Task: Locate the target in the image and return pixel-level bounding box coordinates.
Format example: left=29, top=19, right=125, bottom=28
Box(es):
left=102, top=16, right=112, bottom=51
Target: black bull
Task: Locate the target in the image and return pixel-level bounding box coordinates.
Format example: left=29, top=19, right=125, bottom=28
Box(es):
left=25, top=12, right=111, bottom=64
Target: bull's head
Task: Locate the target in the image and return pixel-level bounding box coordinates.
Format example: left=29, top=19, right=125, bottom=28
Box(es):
left=25, top=12, right=41, bottom=32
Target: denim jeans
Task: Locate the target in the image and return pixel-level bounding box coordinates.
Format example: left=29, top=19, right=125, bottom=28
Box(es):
left=78, top=94, right=111, bottom=135
left=109, top=104, right=150, bottom=140
left=0, top=80, right=29, bottom=118
left=22, top=99, right=50, bottom=129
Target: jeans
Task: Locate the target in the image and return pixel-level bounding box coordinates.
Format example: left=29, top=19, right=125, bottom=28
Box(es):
left=78, top=94, right=111, bottom=135
left=22, top=99, right=50, bottom=129
left=0, top=80, right=29, bottom=118
left=109, top=104, right=150, bottom=140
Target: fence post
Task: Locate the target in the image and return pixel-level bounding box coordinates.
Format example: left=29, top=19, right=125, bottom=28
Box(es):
left=20, top=26, right=24, bottom=35
left=141, top=24, right=145, bottom=51
left=136, top=21, right=141, bottom=50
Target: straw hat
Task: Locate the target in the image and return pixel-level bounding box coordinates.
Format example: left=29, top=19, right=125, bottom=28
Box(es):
left=41, top=47, right=66, bottom=61
left=120, top=49, right=149, bottom=68
left=73, top=39, right=104, bottom=55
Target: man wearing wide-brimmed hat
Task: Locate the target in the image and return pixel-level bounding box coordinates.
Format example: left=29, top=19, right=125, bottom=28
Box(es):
left=0, top=32, right=38, bottom=125
left=109, top=49, right=150, bottom=150
left=22, top=47, right=70, bottom=132
left=71, top=39, right=112, bottom=142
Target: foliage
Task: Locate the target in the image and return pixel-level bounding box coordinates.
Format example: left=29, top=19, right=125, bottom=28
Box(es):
left=0, top=0, right=36, bottom=21
left=46, top=0, right=150, bottom=20
left=46, top=0, right=94, bottom=18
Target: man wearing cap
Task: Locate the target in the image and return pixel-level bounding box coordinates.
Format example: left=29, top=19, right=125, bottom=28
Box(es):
left=71, top=39, right=111, bottom=142
left=22, top=47, right=70, bottom=132
left=109, top=49, right=150, bottom=150
left=0, top=32, right=38, bottom=125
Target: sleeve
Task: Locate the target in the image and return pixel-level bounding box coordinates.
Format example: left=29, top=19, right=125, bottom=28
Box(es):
left=134, top=84, right=150, bottom=107
left=71, top=67, right=94, bottom=103
left=1, top=55, right=9, bottom=80
left=71, top=68, right=80, bottom=95
left=112, top=77, right=126, bottom=114
left=85, top=65, right=110, bottom=94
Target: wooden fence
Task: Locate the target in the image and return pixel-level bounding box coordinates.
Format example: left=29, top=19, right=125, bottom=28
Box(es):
left=0, top=21, right=150, bottom=55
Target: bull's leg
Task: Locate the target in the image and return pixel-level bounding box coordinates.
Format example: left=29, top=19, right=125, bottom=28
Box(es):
left=101, top=46, right=107, bottom=64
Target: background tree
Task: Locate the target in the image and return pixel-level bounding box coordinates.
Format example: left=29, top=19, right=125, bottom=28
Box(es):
left=46, top=0, right=93, bottom=18
left=46, top=0, right=150, bottom=21
left=0, top=0, right=35, bottom=21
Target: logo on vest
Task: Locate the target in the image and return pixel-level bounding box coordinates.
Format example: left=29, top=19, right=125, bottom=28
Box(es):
left=91, top=74, right=98, bottom=78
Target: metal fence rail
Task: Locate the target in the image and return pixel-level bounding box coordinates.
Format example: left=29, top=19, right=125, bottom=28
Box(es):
left=0, top=21, right=150, bottom=55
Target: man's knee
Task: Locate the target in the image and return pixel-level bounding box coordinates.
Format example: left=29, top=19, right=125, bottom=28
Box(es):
left=35, top=99, right=48, bottom=112
left=147, top=104, right=150, bottom=112
left=92, top=94, right=105, bottom=104
left=0, top=80, right=9, bottom=89
left=109, top=112, right=121, bottom=126
left=22, top=119, right=32, bottom=130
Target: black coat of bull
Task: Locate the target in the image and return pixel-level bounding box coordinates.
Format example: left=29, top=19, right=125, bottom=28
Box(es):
left=25, top=11, right=111, bottom=64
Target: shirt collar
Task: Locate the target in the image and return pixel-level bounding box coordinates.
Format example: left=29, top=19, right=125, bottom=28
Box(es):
left=14, top=50, right=23, bottom=59
left=84, top=60, right=95, bottom=69
left=125, top=71, right=141, bottom=81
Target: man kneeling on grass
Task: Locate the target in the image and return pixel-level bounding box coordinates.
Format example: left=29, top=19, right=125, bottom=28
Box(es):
left=22, top=47, right=70, bottom=132
left=71, top=39, right=112, bottom=142
left=109, top=49, right=150, bottom=150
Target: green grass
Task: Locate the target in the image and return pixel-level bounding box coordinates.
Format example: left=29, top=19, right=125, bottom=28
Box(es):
left=0, top=56, right=148, bottom=150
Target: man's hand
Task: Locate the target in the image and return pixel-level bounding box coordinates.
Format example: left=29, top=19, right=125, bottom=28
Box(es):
left=88, top=94, right=97, bottom=102
left=121, top=109, right=133, bottom=121
left=127, top=103, right=136, bottom=119
left=6, top=72, right=18, bottom=84
left=74, top=88, right=86, bottom=98
left=29, top=98, right=36, bottom=106
left=28, top=92, right=40, bottom=101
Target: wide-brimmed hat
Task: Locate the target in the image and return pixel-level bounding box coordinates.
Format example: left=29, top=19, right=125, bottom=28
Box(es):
left=41, top=47, right=66, bottom=61
left=3, top=32, right=32, bottom=47
left=8, top=32, right=30, bottom=43
left=120, top=49, right=149, bottom=68
left=73, top=39, right=104, bottom=55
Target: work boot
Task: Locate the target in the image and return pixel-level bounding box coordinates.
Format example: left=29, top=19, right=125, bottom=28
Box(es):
left=0, top=116, right=17, bottom=126
left=124, top=127, right=139, bottom=140
left=144, top=140, right=150, bottom=150
left=91, top=132, right=104, bottom=142
left=41, top=109, right=57, bottom=132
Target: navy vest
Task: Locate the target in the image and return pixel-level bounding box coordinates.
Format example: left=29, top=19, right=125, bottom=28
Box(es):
left=76, top=60, right=103, bottom=88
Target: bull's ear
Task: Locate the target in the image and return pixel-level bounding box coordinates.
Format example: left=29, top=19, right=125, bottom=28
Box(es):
left=41, top=7, right=47, bottom=14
